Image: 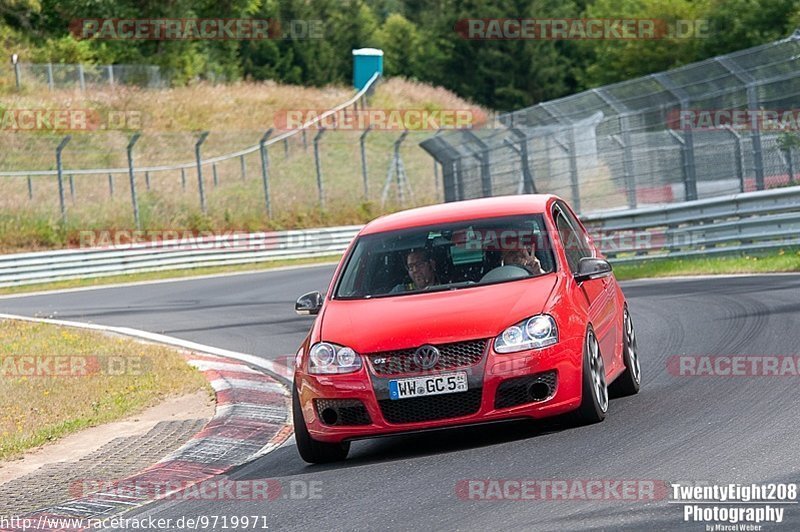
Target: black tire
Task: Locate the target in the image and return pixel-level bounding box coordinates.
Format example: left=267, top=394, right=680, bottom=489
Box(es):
left=293, top=385, right=350, bottom=464
left=609, top=307, right=642, bottom=398
left=575, top=327, right=608, bottom=424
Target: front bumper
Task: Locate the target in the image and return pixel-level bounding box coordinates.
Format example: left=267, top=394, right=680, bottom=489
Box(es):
left=296, top=337, right=584, bottom=443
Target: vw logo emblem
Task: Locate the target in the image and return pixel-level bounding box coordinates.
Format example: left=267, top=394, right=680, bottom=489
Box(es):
left=413, top=345, right=440, bottom=370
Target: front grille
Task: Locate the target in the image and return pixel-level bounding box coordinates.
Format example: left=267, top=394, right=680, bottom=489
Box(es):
left=368, top=339, right=487, bottom=376
left=314, top=399, right=372, bottom=426
left=378, top=388, right=482, bottom=424
left=494, top=371, right=557, bottom=409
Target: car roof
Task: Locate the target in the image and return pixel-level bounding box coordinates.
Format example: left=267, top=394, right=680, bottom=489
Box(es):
left=360, top=194, right=559, bottom=236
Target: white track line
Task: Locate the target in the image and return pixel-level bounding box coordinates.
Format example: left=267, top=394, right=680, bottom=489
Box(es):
left=0, top=312, right=294, bottom=382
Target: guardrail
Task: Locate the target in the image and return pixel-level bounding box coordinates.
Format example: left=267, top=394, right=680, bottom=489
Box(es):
left=0, top=186, right=798, bottom=288
left=0, top=227, right=361, bottom=288
left=582, top=185, right=800, bottom=263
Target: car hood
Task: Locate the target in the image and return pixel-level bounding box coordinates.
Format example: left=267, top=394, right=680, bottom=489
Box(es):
left=319, top=274, right=559, bottom=353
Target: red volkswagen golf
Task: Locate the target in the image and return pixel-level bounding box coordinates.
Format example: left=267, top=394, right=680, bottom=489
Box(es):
left=292, top=195, right=641, bottom=463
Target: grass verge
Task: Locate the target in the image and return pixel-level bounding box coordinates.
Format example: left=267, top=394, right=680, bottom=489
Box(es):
left=612, top=249, right=800, bottom=280
left=0, top=320, right=211, bottom=461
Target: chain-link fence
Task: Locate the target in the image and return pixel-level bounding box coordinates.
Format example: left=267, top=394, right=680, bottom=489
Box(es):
left=3, top=63, right=168, bottom=90
left=421, top=31, right=800, bottom=215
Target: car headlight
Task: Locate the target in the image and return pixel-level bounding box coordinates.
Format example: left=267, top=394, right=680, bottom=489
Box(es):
left=308, top=342, right=362, bottom=374
left=494, top=314, right=558, bottom=353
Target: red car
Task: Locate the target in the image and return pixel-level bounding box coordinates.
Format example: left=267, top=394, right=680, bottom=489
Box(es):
left=292, top=195, right=641, bottom=463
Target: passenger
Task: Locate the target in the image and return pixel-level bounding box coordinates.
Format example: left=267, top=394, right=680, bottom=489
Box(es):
left=500, top=242, right=544, bottom=275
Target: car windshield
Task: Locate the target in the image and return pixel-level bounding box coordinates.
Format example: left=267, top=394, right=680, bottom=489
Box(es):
left=334, top=215, right=555, bottom=299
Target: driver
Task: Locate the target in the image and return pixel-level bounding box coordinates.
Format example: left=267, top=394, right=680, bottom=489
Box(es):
left=500, top=241, right=544, bottom=275
left=392, top=248, right=439, bottom=292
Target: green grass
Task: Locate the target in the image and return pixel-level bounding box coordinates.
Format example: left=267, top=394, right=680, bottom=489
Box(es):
left=0, top=320, right=211, bottom=460
left=612, top=249, right=800, bottom=280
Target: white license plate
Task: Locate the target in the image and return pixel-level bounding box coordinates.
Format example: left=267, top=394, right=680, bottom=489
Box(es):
left=388, top=371, right=468, bottom=400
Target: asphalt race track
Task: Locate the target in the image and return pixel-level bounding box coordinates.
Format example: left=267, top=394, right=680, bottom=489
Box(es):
left=4, top=268, right=800, bottom=530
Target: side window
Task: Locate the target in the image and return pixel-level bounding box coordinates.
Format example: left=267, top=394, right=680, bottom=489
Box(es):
left=558, top=203, right=593, bottom=257
left=554, top=207, right=591, bottom=273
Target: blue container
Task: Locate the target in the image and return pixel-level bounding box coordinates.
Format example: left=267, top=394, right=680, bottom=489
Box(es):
left=352, top=48, right=384, bottom=90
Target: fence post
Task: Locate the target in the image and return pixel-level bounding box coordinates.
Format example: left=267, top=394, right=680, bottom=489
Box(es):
left=284, top=138, right=289, bottom=159
left=785, top=148, right=795, bottom=185
left=619, top=114, right=637, bottom=208
left=302, top=129, right=308, bottom=152
left=240, top=155, right=246, bottom=180
left=258, top=129, right=274, bottom=217
left=359, top=125, right=372, bottom=200
left=465, top=131, right=492, bottom=197
left=145, top=171, right=150, bottom=191
left=108, top=173, right=114, bottom=197
left=107, top=65, right=114, bottom=86
left=507, top=128, right=537, bottom=194
left=55, top=136, right=71, bottom=223
left=566, top=129, right=581, bottom=212
left=313, top=128, right=326, bottom=208
left=666, top=129, right=696, bottom=201
left=747, top=86, right=765, bottom=191
left=195, top=131, right=210, bottom=213
left=47, top=63, right=54, bottom=91
left=78, top=64, right=85, bottom=91
left=212, top=163, right=218, bottom=187
left=723, top=126, right=745, bottom=193
left=395, top=130, right=410, bottom=204
left=127, top=133, right=141, bottom=229
left=13, top=61, right=21, bottom=90
left=432, top=129, right=443, bottom=200
left=69, top=175, right=75, bottom=202
left=181, top=167, right=186, bottom=191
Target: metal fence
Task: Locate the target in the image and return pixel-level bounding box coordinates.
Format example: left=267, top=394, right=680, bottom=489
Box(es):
left=0, top=73, right=439, bottom=229
left=4, top=63, right=168, bottom=90
left=421, top=31, right=800, bottom=215
left=2, top=186, right=798, bottom=288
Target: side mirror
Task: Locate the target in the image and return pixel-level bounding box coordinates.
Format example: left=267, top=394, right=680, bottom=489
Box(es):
left=295, top=291, right=324, bottom=315
left=574, top=257, right=612, bottom=283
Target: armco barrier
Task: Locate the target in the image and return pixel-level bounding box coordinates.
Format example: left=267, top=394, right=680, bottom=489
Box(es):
left=0, top=187, right=798, bottom=287
left=0, top=226, right=361, bottom=288
left=581, top=185, right=800, bottom=262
